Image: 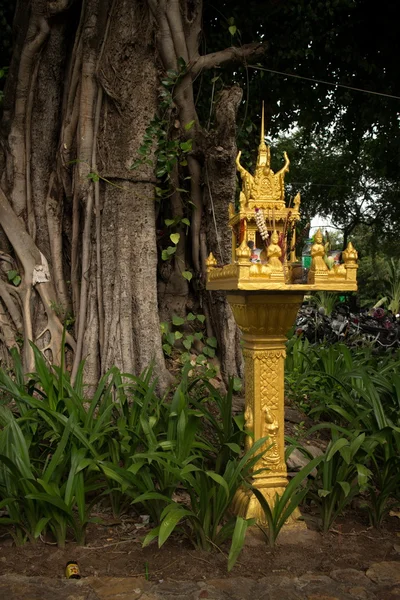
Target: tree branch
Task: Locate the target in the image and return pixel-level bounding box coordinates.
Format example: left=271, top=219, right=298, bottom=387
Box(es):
left=190, top=42, right=266, bottom=75
left=48, top=0, right=73, bottom=15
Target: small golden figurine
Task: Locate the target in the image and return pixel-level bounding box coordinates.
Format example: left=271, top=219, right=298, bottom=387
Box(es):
left=267, top=230, right=283, bottom=271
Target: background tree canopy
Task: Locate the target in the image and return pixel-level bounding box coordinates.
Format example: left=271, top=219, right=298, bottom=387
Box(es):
left=0, top=0, right=399, bottom=383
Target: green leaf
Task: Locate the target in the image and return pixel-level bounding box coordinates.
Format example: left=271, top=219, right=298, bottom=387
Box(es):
left=142, top=526, right=160, bottom=547
left=181, top=218, right=190, bottom=226
left=228, top=517, right=249, bottom=571
left=162, top=344, right=172, bottom=356
left=203, top=346, right=215, bottom=358
left=166, top=332, right=175, bottom=345
left=224, top=443, right=241, bottom=454
left=233, top=377, right=242, bottom=392
left=326, top=438, right=349, bottom=461
left=164, top=219, right=175, bottom=226
left=187, top=313, right=196, bottom=321
left=206, top=471, right=230, bottom=499
left=182, top=271, right=193, bottom=281
left=160, top=321, right=169, bottom=334
left=170, top=233, right=180, bottom=245
left=338, top=481, right=351, bottom=497
left=25, top=493, right=71, bottom=513
left=159, top=507, right=192, bottom=547
left=183, top=339, right=192, bottom=350
left=34, top=517, right=51, bottom=539
left=7, top=270, right=17, bottom=281
left=172, top=315, right=185, bottom=326
left=88, top=172, right=100, bottom=182
left=196, top=314, right=206, bottom=324
left=184, top=120, right=195, bottom=131
left=166, top=246, right=177, bottom=255
left=180, top=140, right=192, bottom=152
left=12, top=275, right=21, bottom=286
left=228, top=25, right=237, bottom=36
left=174, top=331, right=183, bottom=340
left=206, top=337, right=217, bottom=348
left=161, top=249, right=170, bottom=261
left=356, top=464, right=372, bottom=488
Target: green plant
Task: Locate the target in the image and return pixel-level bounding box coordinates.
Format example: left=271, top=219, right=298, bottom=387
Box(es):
left=0, top=407, right=100, bottom=546
left=6, top=269, right=21, bottom=286
left=254, top=455, right=323, bottom=547
left=384, top=258, right=400, bottom=314
left=190, top=376, right=246, bottom=473
left=310, top=291, right=338, bottom=316
left=161, top=313, right=217, bottom=367
left=136, top=438, right=268, bottom=571
left=307, top=433, right=371, bottom=532
left=364, top=454, right=400, bottom=528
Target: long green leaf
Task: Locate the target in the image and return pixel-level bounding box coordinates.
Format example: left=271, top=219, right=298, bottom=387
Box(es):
left=228, top=517, right=251, bottom=571
left=158, top=507, right=193, bottom=547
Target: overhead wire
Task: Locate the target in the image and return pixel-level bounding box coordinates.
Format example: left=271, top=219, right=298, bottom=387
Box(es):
left=247, top=65, right=400, bottom=101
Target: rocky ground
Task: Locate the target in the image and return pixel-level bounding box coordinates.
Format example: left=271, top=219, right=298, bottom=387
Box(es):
left=1, top=560, right=400, bottom=600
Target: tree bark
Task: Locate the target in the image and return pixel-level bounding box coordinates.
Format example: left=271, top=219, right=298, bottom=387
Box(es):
left=0, top=0, right=265, bottom=386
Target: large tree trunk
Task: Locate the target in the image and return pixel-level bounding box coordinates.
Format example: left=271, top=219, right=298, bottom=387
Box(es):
left=0, top=0, right=264, bottom=386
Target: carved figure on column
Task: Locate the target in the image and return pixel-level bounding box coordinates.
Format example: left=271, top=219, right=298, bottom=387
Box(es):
left=262, top=405, right=280, bottom=466
left=244, top=405, right=254, bottom=452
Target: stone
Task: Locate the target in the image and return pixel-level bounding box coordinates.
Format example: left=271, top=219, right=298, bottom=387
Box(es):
left=347, top=587, right=370, bottom=599
left=206, top=577, right=257, bottom=599
left=87, top=576, right=152, bottom=599
left=305, top=445, right=326, bottom=458
left=286, top=447, right=323, bottom=475
left=276, top=529, right=321, bottom=546
left=0, top=575, right=91, bottom=600
left=242, top=526, right=267, bottom=547
left=256, top=576, right=303, bottom=600
left=156, top=580, right=199, bottom=599
left=296, top=574, right=333, bottom=588
left=285, top=407, right=308, bottom=424
left=330, top=570, right=371, bottom=586
left=366, top=562, right=400, bottom=585
left=305, top=596, right=340, bottom=600
left=287, top=448, right=310, bottom=471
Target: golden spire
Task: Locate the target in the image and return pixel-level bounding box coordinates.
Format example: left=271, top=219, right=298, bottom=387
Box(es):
left=236, top=102, right=289, bottom=205
left=257, top=102, right=269, bottom=168
left=260, top=101, right=266, bottom=149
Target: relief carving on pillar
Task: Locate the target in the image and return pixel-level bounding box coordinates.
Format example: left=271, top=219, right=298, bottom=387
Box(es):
left=258, top=350, right=286, bottom=472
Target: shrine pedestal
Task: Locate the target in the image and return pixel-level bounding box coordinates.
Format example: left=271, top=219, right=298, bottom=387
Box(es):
left=227, top=292, right=305, bottom=526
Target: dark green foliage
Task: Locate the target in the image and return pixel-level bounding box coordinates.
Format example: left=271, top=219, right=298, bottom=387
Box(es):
left=286, top=336, right=400, bottom=530
left=307, top=433, right=371, bottom=532
left=0, top=347, right=257, bottom=568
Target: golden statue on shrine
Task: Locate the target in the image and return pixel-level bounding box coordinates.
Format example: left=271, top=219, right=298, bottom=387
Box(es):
left=267, top=231, right=283, bottom=270
left=310, top=229, right=329, bottom=272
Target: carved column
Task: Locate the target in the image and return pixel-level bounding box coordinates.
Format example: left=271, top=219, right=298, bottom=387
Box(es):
left=227, top=292, right=304, bottom=524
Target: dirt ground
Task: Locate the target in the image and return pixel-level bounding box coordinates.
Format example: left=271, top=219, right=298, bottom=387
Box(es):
left=0, top=509, right=399, bottom=583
